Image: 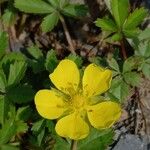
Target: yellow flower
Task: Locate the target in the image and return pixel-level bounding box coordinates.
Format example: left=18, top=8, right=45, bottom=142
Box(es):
left=35, top=59, right=121, bottom=140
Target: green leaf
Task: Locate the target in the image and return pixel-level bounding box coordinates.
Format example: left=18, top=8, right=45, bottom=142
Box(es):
left=0, top=69, right=7, bottom=93
left=16, top=106, right=34, bottom=121
left=59, top=0, right=69, bottom=8
left=53, top=135, right=71, bottom=150
left=78, top=128, right=114, bottom=150
left=123, top=28, right=140, bottom=38
left=2, top=9, right=16, bottom=27
left=138, top=28, right=150, bottom=41
left=45, top=49, right=58, bottom=72
left=67, top=54, right=83, bottom=67
left=141, top=61, right=150, bottom=79
left=6, top=85, right=35, bottom=104
left=109, top=77, right=130, bottom=102
left=95, top=18, right=117, bottom=32
left=0, top=145, right=19, bottom=150
left=124, top=72, right=141, bottom=86
left=111, top=0, right=129, bottom=27
left=15, top=0, right=54, bottom=14
left=47, top=0, right=59, bottom=8
left=123, top=7, right=147, bottom=29
left=27, top=46, right=43, bottom=59
left=15, top=121, right=28, bottom=133
left=137, top=41, right=150, bottom=58
left=107, top=57, right=120, bottom=72
left=0, top=32, right=8, bottom=59
left=0, top=119, right=16, bottom=144
left=123, top=56, right=142, bottom=73
left=7, top=61, right=27, bottom=86
left=31, top=119, right=45, bottom=133
left=111, top=33, right=122, bottom=41
left=63, top=4, right=88, bottom=17
left=41, top=12, right=59, bottom=32
left=0, top=96, right=9, bottom=125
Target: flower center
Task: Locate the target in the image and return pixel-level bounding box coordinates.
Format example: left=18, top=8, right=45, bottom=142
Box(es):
left=71, top=94, right=86, bottom=110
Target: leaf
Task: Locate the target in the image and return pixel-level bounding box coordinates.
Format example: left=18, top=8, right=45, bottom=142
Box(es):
left=16, top=106, right=34, bottom=121
left=47, top=0, right=59, bottom=8
left=78, top=128, right=114, bottom=150
left=141, top=60, right=150, bottom=79
left=45, top=49, right=58, bottom=72
left=31, top=119, right=45, bottom=133
left=0, top=96, right=9, bottom=125
left=67, top=54, right=83, bottom=67
left=0, top=119, right=16, bottom=144
left=138, top=28, right=150, bottom=41
left=111, top=33, right=122, bottom=41
left=123, top=7, right=147, bottom=29
left=0, top=69, right=7, bottom=93
left=59, top=0, right=69, bottom=8
left=111, top=0, right=129, bottom=27
left=123, top=28, right=140, bottom=38
left=2, top=9, right=16, bottom=27
left=0, top=31, right=8, bottom=59
left=95, top=18, right=117, bottom=32
left=137, top=41, right=150, bottom=58
left=107, top=57, right=120, bottom=72
left=41, top=12, right=59, bottom=32
left=123, top=56, right=142, bottom=73
left=15, top=121, right=28, bottom=133
left=27, top=46, right=43, bottom=59
left=7, top=61, right=27, bottom=86
left=6, top=85, right=35, bottom=104
left=124, top=72, right=141, bottom=86
left=109, top=77, right=130, bottom=102
left=15, top=0, right=54, bottom=14
left=53, top=135, right=71, bottom=150
left=63, top=4, right=88, bottom=17
left=0, top=145, right=19, bottom=150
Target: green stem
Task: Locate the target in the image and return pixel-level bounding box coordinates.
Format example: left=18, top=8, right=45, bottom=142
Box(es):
left=71, top=140, right=77, bottom=150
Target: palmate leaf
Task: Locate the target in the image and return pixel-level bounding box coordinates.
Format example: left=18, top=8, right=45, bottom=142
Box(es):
left=0, top=31, right=8, bottom=60
left=123, top=28, right=140, bottom=38
left=95, top=18, right=117, bottom=32
left=63, top=4, right=88, bottom=17
left=109, top=76, right=130, bottom=102
left=78, top=128, right=114, bottom=150
left=41, top=12, right=59, bottom=32
left=111, top=0, right=129, bottom=27
left=124, top=72, right=141, bottom=87
left=7, top=61, right=27, bottom=86
left=15, top=0, right=54, bottom=14
left=123, top=7, right=148, bottom=29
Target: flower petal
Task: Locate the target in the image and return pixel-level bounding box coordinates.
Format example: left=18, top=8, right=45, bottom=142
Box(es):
left=50, top=59, right=80, bottom=95
left=83, top=64, right=112, bottom=97
left=35, top=89, right=66, bottom=119
left=55, top=113, right=89, bottom=140
left=87, top=101, right=121, bottom=129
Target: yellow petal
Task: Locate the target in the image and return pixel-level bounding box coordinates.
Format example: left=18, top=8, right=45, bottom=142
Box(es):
left=55, top=113, right=89, bottom=140
left=83, top=64, right=112, bottom=97
left=50, top=59, right=80, bottom=95
left=35, top=89, right=66, bottom=119
left=87, top=101, right=121, bottom=129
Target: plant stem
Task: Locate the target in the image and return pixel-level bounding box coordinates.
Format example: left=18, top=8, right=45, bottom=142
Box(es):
left=71, top=140, right=77, bottom=150
left=120, top=39, right=127, bottom=60
left=59, top=15, right=76, bottom=54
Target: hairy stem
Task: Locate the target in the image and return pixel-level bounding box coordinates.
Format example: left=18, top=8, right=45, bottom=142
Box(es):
left=120, top=39, right=127, bottom=60
left=71, top=140, right=77, bottom=150
left=59, top=15, right=76, bottom=54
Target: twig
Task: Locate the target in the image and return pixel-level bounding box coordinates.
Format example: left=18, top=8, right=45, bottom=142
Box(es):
left=120, top=39, right=127, bottom=60
left=59, top=15, right=76, bottom=54
left=71, top=140, right=77, bottom=150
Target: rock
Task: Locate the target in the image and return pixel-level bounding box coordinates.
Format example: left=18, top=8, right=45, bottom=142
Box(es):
left=112, top=134, right=150, bottom=150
